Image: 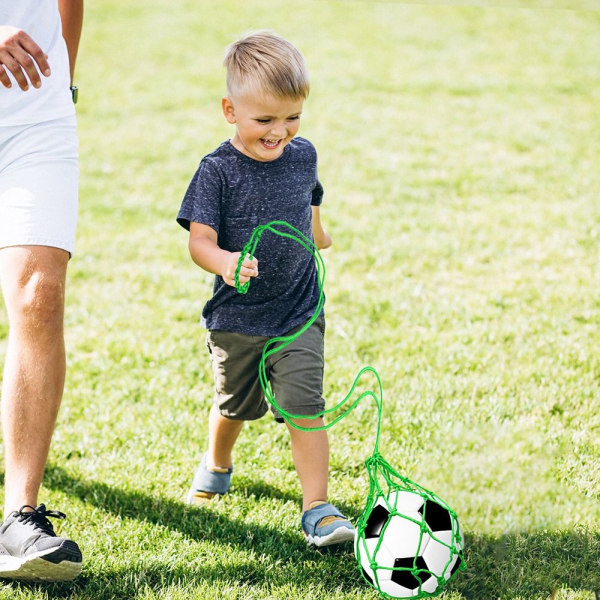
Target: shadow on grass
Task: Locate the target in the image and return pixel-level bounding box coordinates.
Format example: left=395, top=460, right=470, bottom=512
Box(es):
left=13, top=465, right=600, bottom=600
left=20, top=464, right=363, bottom=599
left=456, top=529, right=600, bottom=599
left=5, top=560, right=358, bottom=600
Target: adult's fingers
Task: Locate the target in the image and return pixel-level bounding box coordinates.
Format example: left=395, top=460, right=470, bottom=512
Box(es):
left=0, top=28, right=49, bottom=90
left=0, top=65, right=12, bottom=88
left=18, top=30, right=50, bottom=78
left=0, top=52, right=34, bottom=90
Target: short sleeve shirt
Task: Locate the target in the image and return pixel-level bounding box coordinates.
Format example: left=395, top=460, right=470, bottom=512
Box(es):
left=0, top=0, right=74, bottom=126
left=177, top=137, right=324, bottom=337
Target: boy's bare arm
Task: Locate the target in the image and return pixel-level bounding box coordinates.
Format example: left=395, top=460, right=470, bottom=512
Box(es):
left=189, top=222, right=258, bottom=287
left=311, top=206, right=332, bottom=250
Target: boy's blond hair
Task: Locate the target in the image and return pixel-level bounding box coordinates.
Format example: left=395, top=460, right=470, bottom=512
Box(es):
left=224, top=31, right=310, bottom=100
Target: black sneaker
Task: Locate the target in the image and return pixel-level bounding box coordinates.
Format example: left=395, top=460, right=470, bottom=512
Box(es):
left=0, top=504, right=82, bottom=581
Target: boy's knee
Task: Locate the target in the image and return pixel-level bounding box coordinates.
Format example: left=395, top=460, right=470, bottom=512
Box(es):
left=286, top=416, right=325, bottom=431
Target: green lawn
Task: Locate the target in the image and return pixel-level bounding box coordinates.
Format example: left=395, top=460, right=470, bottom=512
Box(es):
left=1, top=1, right=599, bottom=599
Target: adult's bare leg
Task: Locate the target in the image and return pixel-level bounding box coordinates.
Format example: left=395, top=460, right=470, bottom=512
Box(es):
left=0, top=245, right=69, bottom=517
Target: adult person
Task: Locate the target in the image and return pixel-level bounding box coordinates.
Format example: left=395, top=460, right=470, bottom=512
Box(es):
left=0, top=0, right=84, bottom=582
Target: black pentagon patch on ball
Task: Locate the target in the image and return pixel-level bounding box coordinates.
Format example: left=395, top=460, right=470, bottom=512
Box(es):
left=391, top=556, right=430, bottom=589
left=449, top=555, right=464, bottom=578
left=360, top=567, right=374, bottom=586
left=364, top=504, right=390, bottom=538
left=419, top=499, right=452, bottom=532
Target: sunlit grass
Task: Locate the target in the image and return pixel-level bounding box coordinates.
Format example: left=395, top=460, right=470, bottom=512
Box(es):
left=0, top=1, right=599, bottom=598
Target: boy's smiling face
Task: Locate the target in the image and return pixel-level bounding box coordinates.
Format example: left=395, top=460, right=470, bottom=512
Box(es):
left=222, top=93, right=304, bottom=162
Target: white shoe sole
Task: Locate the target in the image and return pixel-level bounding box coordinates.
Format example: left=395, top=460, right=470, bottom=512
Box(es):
left=306, top=525, right=356, bottom=548
left=0, top=545, right=82, bottom=582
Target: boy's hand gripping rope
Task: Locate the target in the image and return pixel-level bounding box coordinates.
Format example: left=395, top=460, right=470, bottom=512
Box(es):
left=234, top=221, right=465, bottom=599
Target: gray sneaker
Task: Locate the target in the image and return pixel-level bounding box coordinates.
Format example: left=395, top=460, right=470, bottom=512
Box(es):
left=0, top=504, right=82, bottom=581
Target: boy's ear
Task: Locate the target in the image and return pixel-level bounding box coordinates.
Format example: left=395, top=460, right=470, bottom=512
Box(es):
left=222, top=96, right=236, bottom=124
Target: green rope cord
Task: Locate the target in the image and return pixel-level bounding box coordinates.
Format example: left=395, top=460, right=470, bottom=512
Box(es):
left=234, top=220, right=383, bottom=449
left=234, top=221, right=466, bottom=599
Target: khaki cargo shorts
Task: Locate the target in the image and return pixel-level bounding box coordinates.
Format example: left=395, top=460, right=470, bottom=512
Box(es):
left=206, top=314, right=325, bottom=422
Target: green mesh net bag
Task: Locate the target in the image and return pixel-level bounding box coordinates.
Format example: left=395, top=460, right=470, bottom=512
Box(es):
left=236, top=221, right=466, bottom=599
left=355, top=453, right=465, bottom=598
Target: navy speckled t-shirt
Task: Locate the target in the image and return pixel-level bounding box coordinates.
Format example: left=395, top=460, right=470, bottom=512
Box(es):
left=177, top=137, right=324, bottom=336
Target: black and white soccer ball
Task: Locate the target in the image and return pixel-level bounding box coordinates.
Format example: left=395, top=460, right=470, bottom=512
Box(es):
left=355, top=489, right=465, bottom=598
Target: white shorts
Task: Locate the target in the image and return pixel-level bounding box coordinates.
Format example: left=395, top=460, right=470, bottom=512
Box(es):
left=0, top=115, right=79, bottom=255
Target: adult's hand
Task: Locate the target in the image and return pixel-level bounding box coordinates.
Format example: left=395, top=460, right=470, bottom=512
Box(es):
left=0, top=26, right=51, bottom=90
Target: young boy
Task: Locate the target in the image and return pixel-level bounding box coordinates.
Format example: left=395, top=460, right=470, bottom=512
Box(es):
left=176, top=31, right=354, bottom=548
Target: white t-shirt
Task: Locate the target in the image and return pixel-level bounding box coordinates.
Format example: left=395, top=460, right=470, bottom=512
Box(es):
left=0, top=0, right=74, bottom=126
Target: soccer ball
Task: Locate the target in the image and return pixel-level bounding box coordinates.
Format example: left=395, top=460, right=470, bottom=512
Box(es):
left=355, top=489, right=465, bottom=598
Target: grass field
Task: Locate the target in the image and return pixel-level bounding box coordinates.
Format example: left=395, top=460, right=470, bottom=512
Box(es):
left=1, top=1, right=600, bottom=598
